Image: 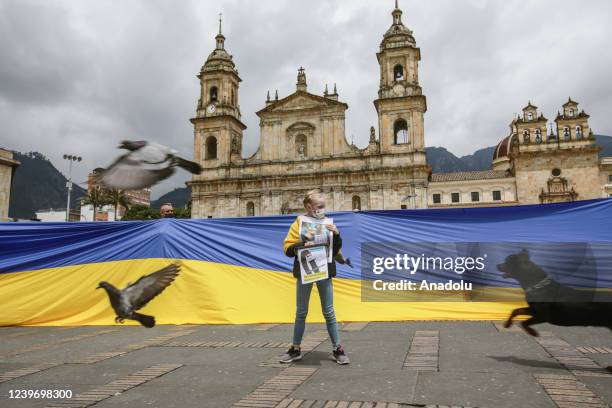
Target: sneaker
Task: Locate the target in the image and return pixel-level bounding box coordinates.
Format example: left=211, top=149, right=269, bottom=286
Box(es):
left=333, top=346, right=350, bottom=365
left=279, top=346, right=302, bottom=363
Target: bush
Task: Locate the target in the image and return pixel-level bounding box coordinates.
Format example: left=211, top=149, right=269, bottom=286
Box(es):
left=121, top=205, right=191, bottom=220
left=121, top=205, right=161, bottom=220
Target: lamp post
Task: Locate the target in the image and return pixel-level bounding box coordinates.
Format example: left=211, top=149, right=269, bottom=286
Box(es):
left=63, top=154, right=82, bottom=221
left=401, top=183, right=418, bottom=209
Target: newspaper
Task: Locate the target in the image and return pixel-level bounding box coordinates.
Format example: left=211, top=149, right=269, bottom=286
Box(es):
left=297, top=245, right=329, bottom=284
left=296, top=215, right=334, bottom=284
left=299, top=215, right=333, bottom=263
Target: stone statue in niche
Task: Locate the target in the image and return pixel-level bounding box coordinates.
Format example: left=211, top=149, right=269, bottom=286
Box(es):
left=297, top=143, right=306, bottom=159
left=231, top=135, right=240, bottom=154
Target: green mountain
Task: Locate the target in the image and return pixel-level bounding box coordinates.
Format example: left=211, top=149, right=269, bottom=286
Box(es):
left=425, top=147, right=471, bottom=173
left=459, top=146, right=496, bottom=171
left=8, top=152, right=86, bottom=219
left=426, top=145, right=498, bottom=173
left=596, top=135, right=612, bottom=157
left=151, top=187, right=191, bottom=210
left=427, top=135, right=612, bottom=173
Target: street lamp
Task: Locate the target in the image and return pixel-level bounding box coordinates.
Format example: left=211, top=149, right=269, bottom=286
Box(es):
left=400, top=184, right=418, bottom=209
left=63, top=154, right=82, bottom=221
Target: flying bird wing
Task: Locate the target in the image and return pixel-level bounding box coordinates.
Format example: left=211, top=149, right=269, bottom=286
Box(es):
left=136, top=143, right=175, bottom=164
left=97, top=140, right=196, bottom=189
left=174, top=156, right=202, bottom=174
left=97, top=152, right=175, bottom=190
left=123, top=263, right=181, bottom=311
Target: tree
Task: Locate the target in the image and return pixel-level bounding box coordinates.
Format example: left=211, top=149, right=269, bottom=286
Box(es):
left=121, top=205, right=160, bottom=221
left=173, top=207, right=191, bottom=219
left=80, top=186, right=111, bottom=222
left=121, top=204, right=191, bottom=220
left=105, top=188, right=131, bottom=220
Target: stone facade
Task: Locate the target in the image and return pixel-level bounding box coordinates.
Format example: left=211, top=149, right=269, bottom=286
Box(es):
left=430, top=99, right=611, bottom=208
left=0, top=148, right=20, bottom=221
left=428, top=170, right=517, bottom=208
left=188, top=5, right=611, bottom=217
left=511, top=99, right=601, bottom=204
left=600, top=157, right=612, bottom=198
left=188, top=4, right=430, bottom=218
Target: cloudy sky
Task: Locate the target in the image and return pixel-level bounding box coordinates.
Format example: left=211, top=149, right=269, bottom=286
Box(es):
left=1, top=0, right=612, bottom=199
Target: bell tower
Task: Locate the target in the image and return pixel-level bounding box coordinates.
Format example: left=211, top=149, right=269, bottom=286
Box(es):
left=192, top=14, right=246, bottom=168
left=374, top=0, right=426, bottom=154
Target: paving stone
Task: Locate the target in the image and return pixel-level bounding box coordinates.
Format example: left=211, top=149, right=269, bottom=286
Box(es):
left=534, top=373, right=609, bottom=408
left=534, top=334, right=612, bottom=378
left=403, top=330, right=439, bottom=371
left=231, top=367, right=317, bottom=408
left=0, top=362, right=62, bottom=383
left=341, top=323, right=370, bottom=332
left=2, top=323, right=611, bottom=408
left=0, top=330, right=117, bottom=359
left=42, top=364, right=182, bottom=408
left=576, top=347, right=612, bottom=354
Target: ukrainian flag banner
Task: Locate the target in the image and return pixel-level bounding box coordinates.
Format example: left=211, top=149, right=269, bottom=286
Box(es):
left=1, top=199, right=611, bottom=326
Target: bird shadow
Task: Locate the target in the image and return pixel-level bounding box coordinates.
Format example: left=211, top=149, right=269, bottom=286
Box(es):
left=488, top=355, right=564, bottom=369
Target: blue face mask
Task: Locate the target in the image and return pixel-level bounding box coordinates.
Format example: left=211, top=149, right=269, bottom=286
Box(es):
left=314, top=208, right=326, bottom=219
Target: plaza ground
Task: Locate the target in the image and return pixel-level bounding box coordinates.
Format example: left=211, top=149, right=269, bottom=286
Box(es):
left=1, top=322, right=611, bottom=408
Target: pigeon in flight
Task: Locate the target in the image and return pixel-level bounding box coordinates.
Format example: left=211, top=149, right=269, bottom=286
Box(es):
left=97, top=263, right=180, bottom=328
left=335, top=250, right=353, bottom=268
left=95, top=140, right=202, bottom=190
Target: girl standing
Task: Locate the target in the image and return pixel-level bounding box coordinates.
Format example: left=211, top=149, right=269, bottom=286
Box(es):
left=279, top=190, right=349, bottom=365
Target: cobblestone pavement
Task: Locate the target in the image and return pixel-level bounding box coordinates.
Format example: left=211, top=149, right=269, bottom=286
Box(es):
left=1, top=322, right=611, bottom=408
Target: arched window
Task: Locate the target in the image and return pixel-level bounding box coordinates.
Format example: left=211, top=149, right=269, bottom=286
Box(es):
left=527, top=112, right=533, bottom=120
left=569, top=109, right=574, bottom=117
left=295, top=134, right=307, bottom=158
left=393, top=64, right=404, bottom=81
left=576, top=125, right=583, bottom=139
left=563, top=127, right=571, bottom=140
left=523, top=130, right=530, bottom=143
left=205, top=136, right=217, bottom=159
left=394, top=119, right=409, bottom=144
left=535, top=128, right=542, bottom=143
left=209, top=86, right=218, bottom=103
left=246, top=201, right=255, bottom=216
left=352, top=195, right=361, bottom=211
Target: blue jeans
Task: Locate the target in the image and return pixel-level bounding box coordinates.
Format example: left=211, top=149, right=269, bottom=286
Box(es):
left=292, top=277, right=340, bottom=348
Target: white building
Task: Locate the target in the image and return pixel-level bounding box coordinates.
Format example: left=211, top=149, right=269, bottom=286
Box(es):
left=35, top=208, right=81, bottom=222
left=80, top=204, right=118, bottom=222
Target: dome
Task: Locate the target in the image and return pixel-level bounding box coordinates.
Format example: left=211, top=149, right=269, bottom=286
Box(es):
left=381, top=25, right=416, bottom=47
left=380, top=5, right=416, bottom=50
left=200, top=19, right=239, bottom=76
left=203, top=33, right=235, bottom=70
left=492, top=134, right=517, bottom=162
left=204, top=48, right=234, bottom=67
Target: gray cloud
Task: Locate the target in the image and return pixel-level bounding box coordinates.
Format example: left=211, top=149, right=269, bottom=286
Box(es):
left=1, top=0, right=611, bottom=199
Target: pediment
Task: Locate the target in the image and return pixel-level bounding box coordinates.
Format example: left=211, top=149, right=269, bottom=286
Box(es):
left=287, top=121, right=315, bottom=132
left=280, top=96, right=321, bottom=110
left=256, top=91, right=347, bottom=115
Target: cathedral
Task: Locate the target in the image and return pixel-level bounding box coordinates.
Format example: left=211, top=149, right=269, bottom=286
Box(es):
left=428, top=99, right=612, bottom=208
left=188, top=2, right=612, bottom=218
left=188, top=2, right=429, bottom=218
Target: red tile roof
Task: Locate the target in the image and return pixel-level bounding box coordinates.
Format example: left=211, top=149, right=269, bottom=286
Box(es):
left=430, top=170, right=511, bottom=182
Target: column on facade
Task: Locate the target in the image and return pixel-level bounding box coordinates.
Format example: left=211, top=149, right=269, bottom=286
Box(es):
left=331, top=187, right=345, bottom=211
